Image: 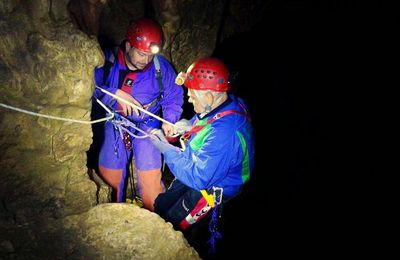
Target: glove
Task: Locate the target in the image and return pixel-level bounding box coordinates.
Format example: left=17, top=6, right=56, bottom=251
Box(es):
left=173, top=119, right=192, bottom=135
left=149, top=129, right=177, bottom=153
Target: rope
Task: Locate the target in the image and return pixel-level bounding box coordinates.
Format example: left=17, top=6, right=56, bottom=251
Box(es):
left=111, top=113, right=150, bottom=139
left=95, top=86, right=175, bottom=126
left=208, top=205, right=222, bottom=254
left=0, top=91, right=160, bottom=143
left=0, top=99, right=113, bottom=125
left=207, top=187, right=224, bottom=254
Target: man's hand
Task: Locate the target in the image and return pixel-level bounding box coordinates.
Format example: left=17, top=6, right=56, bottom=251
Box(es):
left=149, top=129, right=177, bottom=153
left=115, top=89, right=142, bottom=116
left=162, top=123, right=175, bottom=136
left=162, top=119, right=191, bottom=137
left=173, top=119, right=192, bottom=135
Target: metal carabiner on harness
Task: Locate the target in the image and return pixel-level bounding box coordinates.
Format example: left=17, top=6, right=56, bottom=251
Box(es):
left=179, top=135, right=188, bottom=151
left=212, top=187, right=223, bottom=206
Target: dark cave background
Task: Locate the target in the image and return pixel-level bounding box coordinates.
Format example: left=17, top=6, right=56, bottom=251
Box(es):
left=184, top=2, right=394, bottom=259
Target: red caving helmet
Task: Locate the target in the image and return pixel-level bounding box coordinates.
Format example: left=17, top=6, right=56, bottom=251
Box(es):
left=126, top=18, right=163, bottom=54
left=184, top=57, right=229, bottom=92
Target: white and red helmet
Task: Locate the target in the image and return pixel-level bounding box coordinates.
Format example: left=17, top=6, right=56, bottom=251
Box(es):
left=184, top=57, right=229, bottom=92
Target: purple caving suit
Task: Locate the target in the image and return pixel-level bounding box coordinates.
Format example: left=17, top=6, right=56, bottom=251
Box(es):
left=94, top=43, right=183, bottom=201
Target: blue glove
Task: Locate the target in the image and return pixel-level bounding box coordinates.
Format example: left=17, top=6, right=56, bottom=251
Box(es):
left=149, top=129, right=177, bottom=153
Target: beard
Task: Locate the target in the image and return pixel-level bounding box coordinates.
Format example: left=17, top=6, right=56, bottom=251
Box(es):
left=125, top=52, right=146, bottom=71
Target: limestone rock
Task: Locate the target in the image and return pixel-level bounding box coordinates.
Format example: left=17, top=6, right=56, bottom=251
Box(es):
left=64, top=203, right=201, bottom=260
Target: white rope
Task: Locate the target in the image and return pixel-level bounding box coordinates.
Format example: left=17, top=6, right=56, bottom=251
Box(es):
left=0, top=99, right=114, bottom=124
left=95, top=98, right=113, bottom=115
left=119, top=124, right=148, bottom=139
left=95, top=86, right=175, bottom=126
left=110, top=115, right=150, bottom=139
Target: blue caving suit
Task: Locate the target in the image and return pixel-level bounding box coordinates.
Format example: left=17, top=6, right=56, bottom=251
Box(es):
left=155, top=94, right=255, bottom=229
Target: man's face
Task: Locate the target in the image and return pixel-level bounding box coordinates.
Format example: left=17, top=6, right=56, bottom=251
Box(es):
left=187, top=89, right=205, bottom=114
left=126, top=46, right=154, bottom=70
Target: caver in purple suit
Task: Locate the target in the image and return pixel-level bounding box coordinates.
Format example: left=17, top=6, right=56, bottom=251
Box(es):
left=94, top=42, right=183, bottom=202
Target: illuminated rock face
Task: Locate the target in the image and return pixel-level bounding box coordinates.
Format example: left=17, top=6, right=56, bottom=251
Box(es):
left=63, top=203, right=200, bottom=260
left=0, top=1, right=199, bottom=257
left=0, top=0, right=102, bottom=220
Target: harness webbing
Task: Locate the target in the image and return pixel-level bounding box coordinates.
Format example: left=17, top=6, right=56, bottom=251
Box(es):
left=103, top=50, right=164, bottom=111
left=146, top=55, right=164, bottom=108
left=153, top=56, right=164, bottom=94
left=181, top=109, right=249, bottom=141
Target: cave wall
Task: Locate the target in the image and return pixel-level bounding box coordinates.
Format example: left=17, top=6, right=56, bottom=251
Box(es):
left=0, top=0, right=102, bottom=222
left=71, top=0, right=270, bottom=71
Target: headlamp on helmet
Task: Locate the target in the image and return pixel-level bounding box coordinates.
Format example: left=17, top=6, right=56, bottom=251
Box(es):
left=149, top=43, right=160, bottom=54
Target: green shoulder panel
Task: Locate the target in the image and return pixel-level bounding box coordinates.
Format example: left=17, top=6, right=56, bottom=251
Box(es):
left=237, top=131, right=250, bottom=183
left=189, top=118, right=211, bottom=151
left=189, top=124, right=212, bottom=151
